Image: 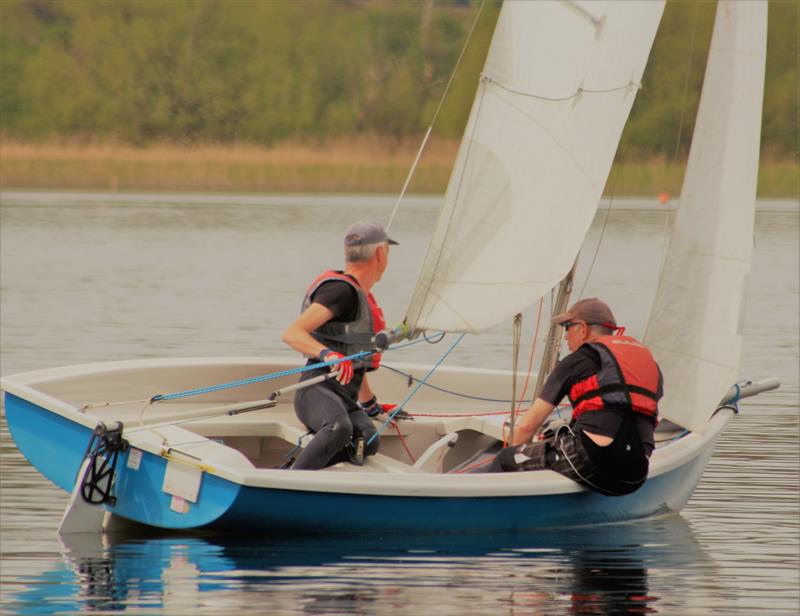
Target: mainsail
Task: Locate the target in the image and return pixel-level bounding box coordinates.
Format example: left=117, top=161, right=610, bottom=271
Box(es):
left=644, top=1, right=768, bottom=433
left=404, top=0, right=664, bottom=333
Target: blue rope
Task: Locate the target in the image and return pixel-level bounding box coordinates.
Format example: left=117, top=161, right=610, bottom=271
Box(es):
left=368, top=333, right=465, bottom=446
left=151, top=350, right=374, bottom=402
left=726, top=381, right=744, bottom=414
left=149, top=332, right=445, bottom=403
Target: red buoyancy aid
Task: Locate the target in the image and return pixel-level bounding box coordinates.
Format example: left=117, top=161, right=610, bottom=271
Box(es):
left=568, top=335, right=662, bottom=422
left=301, top=270, right=385, bottom=370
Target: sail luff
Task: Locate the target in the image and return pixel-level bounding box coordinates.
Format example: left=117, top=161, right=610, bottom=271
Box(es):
left=404, top=0, right=665, bottom=334
left=644, top=1, right=768, bottom=433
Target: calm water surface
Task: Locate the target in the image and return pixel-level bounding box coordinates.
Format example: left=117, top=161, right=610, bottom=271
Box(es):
left=1, top=191, right=798, bottom=615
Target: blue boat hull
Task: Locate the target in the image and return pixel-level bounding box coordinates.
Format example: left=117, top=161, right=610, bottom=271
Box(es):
left=4, top=393, right=240, bottom=529
left=212, top=453, right=705, bottom=533
left=4, top=391, right=712, bottom=533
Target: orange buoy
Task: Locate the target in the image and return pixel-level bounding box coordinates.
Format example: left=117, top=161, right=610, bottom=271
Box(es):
left=658, top=192, right=669, bottom=204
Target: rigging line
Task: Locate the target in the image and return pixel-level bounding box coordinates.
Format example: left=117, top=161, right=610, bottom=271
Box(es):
left=82, top=335, right=441, bottom=411
left=80, top=396, right=151, bottom=412
left=392, top=421, right=417, bottom=463
left=517, top=298, right=545, bottom=409
left=367, top=333, right=465, bottom=446
left=646, top=4, right=701, bottom=343
left=386, top=0, right=487, bottom=232
left=411, top=410, right=510, bottom=417
left=656, top=2, right=701, bottom=279
left=151, top=350, right=373, bottom=402
left=389, top=331, right=446, bottom=350
left=380, top=364, right=515, bottom=403
left=576, top=142, right=627, bottom=299
left=508, top=313, right=523, bottom=444
left=673, top=2, right=701, bottom=164
left=94, top=338, right=445, bottom=438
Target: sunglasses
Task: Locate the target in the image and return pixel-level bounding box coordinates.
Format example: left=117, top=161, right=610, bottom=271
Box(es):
left=561, top=320, right=583, bottom=330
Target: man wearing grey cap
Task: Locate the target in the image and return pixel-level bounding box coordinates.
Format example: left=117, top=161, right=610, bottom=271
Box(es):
left=483, top=298, right=663, bottom=496
left=282, top=222, right=398, bottom=470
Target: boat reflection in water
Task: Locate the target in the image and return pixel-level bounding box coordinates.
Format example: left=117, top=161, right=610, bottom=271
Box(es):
left=10, top=515, right=713, bottom=614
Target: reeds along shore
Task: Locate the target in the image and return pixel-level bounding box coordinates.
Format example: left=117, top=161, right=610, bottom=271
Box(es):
left=0, top=140, right=796, bottom=198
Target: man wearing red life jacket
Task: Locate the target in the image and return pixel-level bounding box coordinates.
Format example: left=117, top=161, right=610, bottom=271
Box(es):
left=486, top=298, right=663, bottom=496
left=282, top=222, right=397, bottom=470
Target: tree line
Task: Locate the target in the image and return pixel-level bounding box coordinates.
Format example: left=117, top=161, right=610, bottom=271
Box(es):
left=0, top=0, right=795, bottom=158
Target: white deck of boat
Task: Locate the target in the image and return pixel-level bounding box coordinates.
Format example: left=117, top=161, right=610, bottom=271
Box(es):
left=1, top=356, right=709, bottom=495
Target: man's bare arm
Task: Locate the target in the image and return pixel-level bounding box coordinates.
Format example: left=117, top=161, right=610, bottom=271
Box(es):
left=511, top=398, right=556, bottom=446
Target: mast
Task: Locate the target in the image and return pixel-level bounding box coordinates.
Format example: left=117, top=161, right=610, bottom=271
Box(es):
left=533, top=260, right=578, bottom=400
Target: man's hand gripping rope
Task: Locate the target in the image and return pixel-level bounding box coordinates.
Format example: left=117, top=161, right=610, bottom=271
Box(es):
left=318, top=348, right=354, bottom=384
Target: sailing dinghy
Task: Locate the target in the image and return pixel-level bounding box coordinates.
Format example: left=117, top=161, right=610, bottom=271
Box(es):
left=1, top=0, right=778, bottom=534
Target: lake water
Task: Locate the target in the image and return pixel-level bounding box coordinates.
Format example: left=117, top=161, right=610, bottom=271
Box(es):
left=1, top=191, right=798, bottom=615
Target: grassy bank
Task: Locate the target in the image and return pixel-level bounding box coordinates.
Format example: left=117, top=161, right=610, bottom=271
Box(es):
left=1, top=140, right=796, bottom=198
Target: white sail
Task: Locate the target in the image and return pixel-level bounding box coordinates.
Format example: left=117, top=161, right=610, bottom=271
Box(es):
left=644, top=1, right=767, bottom=433
left=405, top=0, right=664, bottom=333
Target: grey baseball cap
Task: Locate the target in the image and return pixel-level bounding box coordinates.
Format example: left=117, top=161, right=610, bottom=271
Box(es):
left=344, top=221, right=398, bottom=246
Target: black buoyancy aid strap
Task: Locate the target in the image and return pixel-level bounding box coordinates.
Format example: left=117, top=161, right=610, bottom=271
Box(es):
left=592, top=338, right=660, bottom=402
left=593, top=340, right=632, bottom=407
left=571, top=383, right=660, bottom=407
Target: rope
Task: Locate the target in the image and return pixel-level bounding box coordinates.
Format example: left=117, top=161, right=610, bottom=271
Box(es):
left=517, top=299, right=544, bottom=408
left=654, top=2, right=701, bottom=283
left=504, top=300, right=544, bottom=445
left=655, top=430, right=690, bottom=444
left=368, top=334, right=465, bottom=446
left=80, top=397, right=152, bottom=412
left=672, top=2, right=701, bottom=164
left=386, top=0, right=487, bottom=233
left=380, top=364, right=515, bottom=404
left=80, top=334, right=445, bottom=412
left=645, top=6, right=701, bottom=342
left=392, top=421, right=417, bottom=464
left=410, top=410, right=510, bottom=418
left=387, top=331, right=446, bottom=350
left=718, top=381, right=744, bottom=414
left=577, top=142, right=626, bottom=299
left=455, top=455, right=496, bottom=474
left=150, top=351, right=374, bottom=402
left=508, top=313, right=523, bottom=444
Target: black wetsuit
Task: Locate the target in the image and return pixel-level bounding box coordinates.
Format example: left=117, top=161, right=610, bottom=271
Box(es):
left=292, top=278, right=379, bottom=470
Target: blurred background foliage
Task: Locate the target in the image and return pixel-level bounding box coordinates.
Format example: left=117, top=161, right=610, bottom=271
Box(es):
left=0, top=0, right=796, bottom=159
